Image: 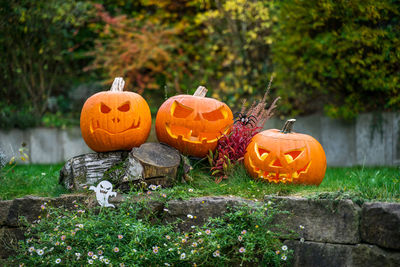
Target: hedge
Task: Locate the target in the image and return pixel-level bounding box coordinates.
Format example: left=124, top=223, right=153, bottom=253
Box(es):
left=271, top=0, right=400, bottom=119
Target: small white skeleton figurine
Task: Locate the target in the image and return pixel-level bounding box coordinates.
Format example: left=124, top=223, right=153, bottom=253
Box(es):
left=89, top=180, right=117, bottom=208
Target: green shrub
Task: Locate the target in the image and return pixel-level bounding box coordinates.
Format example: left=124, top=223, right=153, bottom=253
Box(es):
left=0, top=0, right=95, bottom=116
left=271, top=0, right=400, bottom=119
left=0, top=102, right=40, bottom=130
left=193, top=0, right=275, bottom=106
left=41, top=112, right=79, bottom=129
left=12, top=195, right=292, bottom=266
left=0, top=101, right=79, bottom=129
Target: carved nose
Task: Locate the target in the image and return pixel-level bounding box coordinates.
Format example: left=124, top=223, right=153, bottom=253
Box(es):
left=112, top=117, right=120, bottom=123
left=194, top=113, right=201, bottom=121
left=271, top=158, right=283, bottom=167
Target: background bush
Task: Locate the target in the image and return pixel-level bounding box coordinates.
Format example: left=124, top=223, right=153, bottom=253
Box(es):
left=1, top=0, right=399, bottom=128
left=271, top=0, right=400, bottom=120
left=0, top=0, right=95, bottom=117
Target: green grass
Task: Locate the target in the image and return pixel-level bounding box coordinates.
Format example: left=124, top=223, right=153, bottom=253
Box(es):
left=0, top=164, right=68, bottom=200
left=163, top=164, right=400, bottom=203
left=0, top=163, right=399, bottom=202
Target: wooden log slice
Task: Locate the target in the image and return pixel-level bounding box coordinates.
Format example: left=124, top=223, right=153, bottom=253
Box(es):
left=130, top=142, right=181, bottom=184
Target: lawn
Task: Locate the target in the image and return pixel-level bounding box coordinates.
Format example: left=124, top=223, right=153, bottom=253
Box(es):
left=1, top=163, right=399, bottom=203
left=0, top=164, right=67, bottom=200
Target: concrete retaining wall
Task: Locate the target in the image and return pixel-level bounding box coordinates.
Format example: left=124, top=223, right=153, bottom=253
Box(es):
left=265, top=112, right=400, bottom=166
left=0, top=112, right=399, bottom=166
left=0, top=195, right=399, bottom=266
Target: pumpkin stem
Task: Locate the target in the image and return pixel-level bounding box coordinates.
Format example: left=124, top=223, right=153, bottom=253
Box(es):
left=281, top=119, right=296, bottom=133
left=193, top=86, right=208, bottom=97
left=110, top=77, right=125, bottom=92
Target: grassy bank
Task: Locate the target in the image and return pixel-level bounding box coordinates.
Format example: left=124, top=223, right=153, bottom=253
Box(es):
left=0, top=163, right=399, bottom=202
left=0, top=164, right=67, bottom=200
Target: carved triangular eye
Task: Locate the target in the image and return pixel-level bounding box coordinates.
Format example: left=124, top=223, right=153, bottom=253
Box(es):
left=202, top=107, right=226, bottom=121
left=118, top=102, right=130, bottom=112
left=284, top=150, right=303, bottom=163
left=101, top=102, right=111, bottom=114
left=255, top=143, right=270, bottom=160
left=171, top=101, right=193, bottom=118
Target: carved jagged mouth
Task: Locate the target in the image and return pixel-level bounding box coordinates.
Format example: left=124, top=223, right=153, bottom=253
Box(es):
left=90, top=117, right=141, bottom=135
left=165, top=123, right=229, bottom=144
left=100, top=189, right=109, bottom=194
left=248, top=157, right=311, bottom=183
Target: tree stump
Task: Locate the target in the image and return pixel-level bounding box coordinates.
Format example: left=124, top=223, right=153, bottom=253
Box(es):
left=131, top=142, right=181, bottom=187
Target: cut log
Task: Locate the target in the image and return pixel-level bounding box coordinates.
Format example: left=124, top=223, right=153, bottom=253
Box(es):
left=59, top=151, right=128, bottom=190
left=59, top=143, right=181, bottom=192
left=103, top=153, right=144, bottom=192
left=131, top=142, right=181, bottom=185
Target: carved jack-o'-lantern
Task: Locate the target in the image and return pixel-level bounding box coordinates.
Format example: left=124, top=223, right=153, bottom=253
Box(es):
left=80, top=77, right=151, bottom=152
left=155, top=86, right=233, bottom=157
left=244, top=119, right=326, bottom=185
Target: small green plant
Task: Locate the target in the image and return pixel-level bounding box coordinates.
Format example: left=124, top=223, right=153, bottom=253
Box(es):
left=0, top=144, right=29, bottom=177
left=11, top=195, right=292, bottom=266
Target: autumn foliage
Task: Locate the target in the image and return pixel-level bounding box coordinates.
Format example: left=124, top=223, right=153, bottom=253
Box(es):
left=86, top=4, right=185, bottom=94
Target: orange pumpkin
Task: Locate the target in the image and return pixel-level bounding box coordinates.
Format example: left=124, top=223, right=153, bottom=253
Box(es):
left=244, top=119, right=326, bottom=185
left=155, top=86, right=233, bottom=157
left=80, top=77, right=151, bottom=152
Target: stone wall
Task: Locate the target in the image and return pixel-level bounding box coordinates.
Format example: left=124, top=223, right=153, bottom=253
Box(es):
left=1, top=195, right=399, bottom=266
left=1, top=112, right=399, bottom=166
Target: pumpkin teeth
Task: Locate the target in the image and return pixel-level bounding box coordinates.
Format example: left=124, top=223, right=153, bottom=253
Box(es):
left=90, top=117, right=141, bottom=135
left=165, top=123, right=229, bottom=144
left=249, top=157, right=311, bottom=184
left=295, top=161, right=311, bottom=177
left=190, top=130, right=199, bottom=137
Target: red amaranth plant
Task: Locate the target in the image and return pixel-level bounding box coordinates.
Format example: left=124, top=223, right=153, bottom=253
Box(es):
left=208, top=123, right=261, bottom=183
left=208, top=76, right=280, bottom=183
